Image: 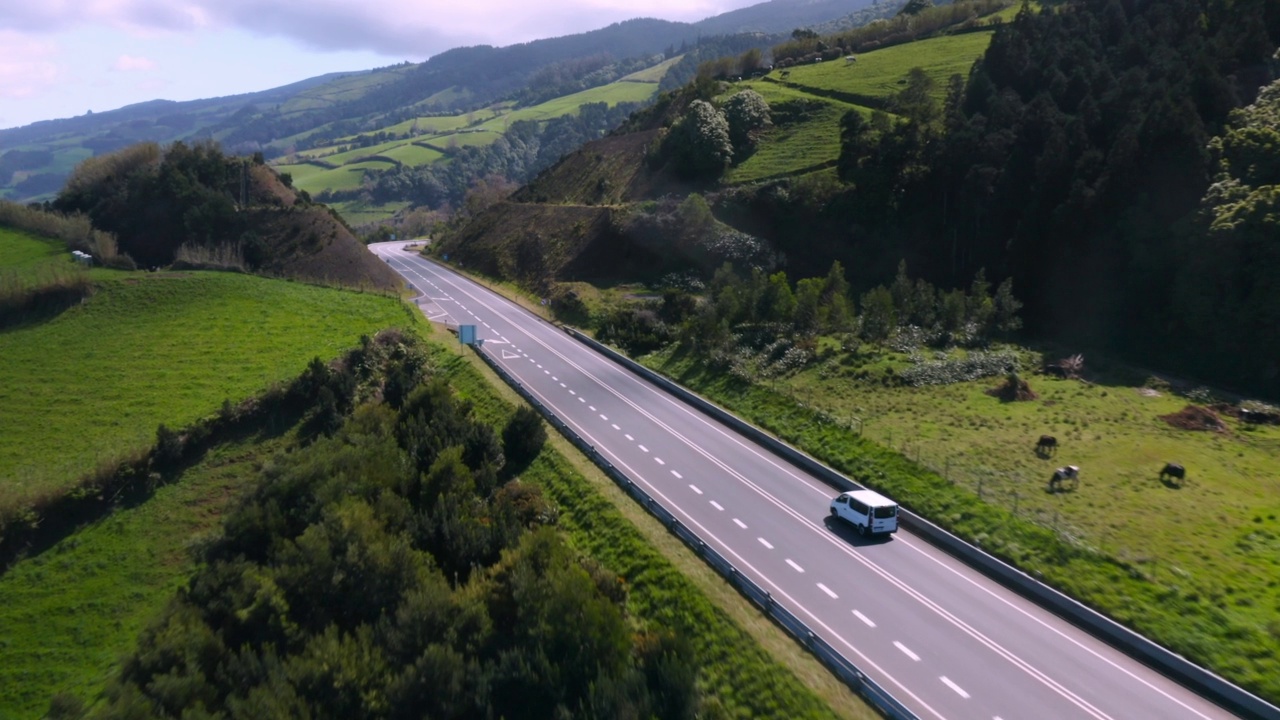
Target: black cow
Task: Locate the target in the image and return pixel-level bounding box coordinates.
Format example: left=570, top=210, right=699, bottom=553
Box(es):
left=1044, top=365, right=1069, bottom=378
left=1160, top=463, right=1186, bottom=483
left=1048, top=465, right=1079, bottom=492
left=1036, top=435, right=1058, bottom=456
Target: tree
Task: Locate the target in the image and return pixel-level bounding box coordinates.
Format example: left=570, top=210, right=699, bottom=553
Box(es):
left=502, top=405, right=547, bottom=473
left=993, top=277, right=1023, bottom=334
left=722, top=90, right=772, bottom=155
left=859, top=286, right=896, bottom=341
left=668, top=100, right=733, bottom=178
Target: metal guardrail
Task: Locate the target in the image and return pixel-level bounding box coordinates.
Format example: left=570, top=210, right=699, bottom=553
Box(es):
left=563, top=329, right=1280, bottom=720
left=473, top=345, right=920, bottom=720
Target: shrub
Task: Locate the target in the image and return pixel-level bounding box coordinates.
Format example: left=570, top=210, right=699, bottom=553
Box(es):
left=503, top=405, right=547, bottom=473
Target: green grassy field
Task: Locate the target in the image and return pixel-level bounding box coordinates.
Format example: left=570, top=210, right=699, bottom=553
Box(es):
left=782, top=31, right=995, bottom=102
left=724, top=83, right=869, bottom=183
left=368, top=109, right=500, bottom=139
left=0, top=271, right=409, bottom=510
left=289, top=160, right=393, bottom=194
left=0, top=227, right=68, bottom=279
left=784, top=346, right=1280, bottom=631
left=477, top=80, right=659, bottom=131
left=330, top=199, right=411, bottom=226
left=645, top=343, right=1280, bottom=698
left=619, top=55, right=683, bottom=83
left=0, top=431, right=292, bottom=718
left=381, top=142, right=444, bottom=165
left=422, top=129, right=504, bottom=149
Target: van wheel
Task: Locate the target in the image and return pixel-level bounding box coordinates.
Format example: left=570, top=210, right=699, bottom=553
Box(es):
left=860, top=523, right=870, bottom=537
left=830, top=508, right=838, bottom=519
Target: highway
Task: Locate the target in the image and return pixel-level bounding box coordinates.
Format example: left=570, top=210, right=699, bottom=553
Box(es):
left=371, top=242, right=1240, bottom=720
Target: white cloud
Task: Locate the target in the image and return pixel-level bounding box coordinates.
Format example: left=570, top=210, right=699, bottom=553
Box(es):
left=0, top=31, right=60, bottom=99
left=0, top=0, right=747, bottom=58
left=112, top=54, right=157, bottom=71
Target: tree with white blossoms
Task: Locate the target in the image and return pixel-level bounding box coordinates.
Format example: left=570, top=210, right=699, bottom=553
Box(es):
left=669, top=99, right=733, bottom=178
left=722, top=89, right=772, bottom=154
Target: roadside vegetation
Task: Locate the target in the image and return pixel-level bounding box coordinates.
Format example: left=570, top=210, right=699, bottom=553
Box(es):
left=573, top=259, right=1280, bottom=701
left=0, top=313, right=861, bottom=719
left=0, top=271, right=410, bottom=514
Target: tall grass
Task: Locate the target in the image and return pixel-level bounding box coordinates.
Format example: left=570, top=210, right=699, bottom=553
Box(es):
left=0, top=264, right=92, bottom=329
left=0, top=200, right=120, bottom=263
left=172, top=241, right=246, bottom=271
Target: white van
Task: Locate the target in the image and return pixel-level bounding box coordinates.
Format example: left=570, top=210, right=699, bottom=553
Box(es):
left=829, top=489, right=899, bottom=536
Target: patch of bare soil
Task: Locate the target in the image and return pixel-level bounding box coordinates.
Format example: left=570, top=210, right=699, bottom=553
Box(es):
left=1160, top=405, right=1229, bottom=432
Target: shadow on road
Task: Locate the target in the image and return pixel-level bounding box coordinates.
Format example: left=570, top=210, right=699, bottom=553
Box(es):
left=822, top=516, right=895, bottom=547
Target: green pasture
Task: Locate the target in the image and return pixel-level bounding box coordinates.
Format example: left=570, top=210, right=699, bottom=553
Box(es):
left=0, top=271, right=409, bottom=511
left=645, top=343, right=1280, bottom=698
left=0, top=227, right=69, bottom=280
left=381, top=142, right=444, bottom=166
left=0, top=431, right=292, bottom=718
left=722, top=83, right=869, bottom=183
left=781, top=31, right=994, bottom=102
left=478, top=80, right=659, bottom=131
left=422, top=129, right=504, bottom=149
left=319, top=138, right=410, bottom=165
left=272, top=162, right=327, bottom=184
left=290, top=160, right=393, bottom=194
left=619, top=55, right=683, bottom=83
left=788, top=348, right=1280, bottom=631
left=371, top=109, right=499, bottom=138
left=330, top=199, right=411, bottom=226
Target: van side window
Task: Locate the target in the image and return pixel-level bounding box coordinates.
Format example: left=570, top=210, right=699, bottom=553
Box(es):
left=849, top=499, right=869, bottom=515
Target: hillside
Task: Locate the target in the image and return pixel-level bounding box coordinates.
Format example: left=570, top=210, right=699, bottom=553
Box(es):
left=49, top=142, right=401, bottom=290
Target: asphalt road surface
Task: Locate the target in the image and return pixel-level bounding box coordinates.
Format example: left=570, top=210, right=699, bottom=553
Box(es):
left=372, top=242, right=1243, bottom=720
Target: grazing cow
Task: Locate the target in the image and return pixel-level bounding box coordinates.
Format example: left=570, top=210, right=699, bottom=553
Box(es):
left=1044, top=365, right=1068, bottom=378
left=1049, top=465, right=1079, bottom=491
left=1160, top=463, right=1186, bottom=483
left=1036, top=435, right=1058, bottom=455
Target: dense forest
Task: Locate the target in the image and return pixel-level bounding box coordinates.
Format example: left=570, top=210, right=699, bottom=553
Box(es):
left=66, top=335, right=701, bottom=720
left=710, top=0, right=1280, bottom=394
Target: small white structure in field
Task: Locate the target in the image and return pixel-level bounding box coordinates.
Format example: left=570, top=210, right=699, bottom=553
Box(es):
left=71, top=250, right=93, bottom=266
left=845, top=55, right=858, bottom=65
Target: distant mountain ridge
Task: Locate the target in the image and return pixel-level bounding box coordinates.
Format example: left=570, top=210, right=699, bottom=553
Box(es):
left=0, top=0, right=878, bottom=204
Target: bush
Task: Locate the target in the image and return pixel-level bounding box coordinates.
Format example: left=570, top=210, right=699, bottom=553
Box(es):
left=502, top=405, right=547, bottom=472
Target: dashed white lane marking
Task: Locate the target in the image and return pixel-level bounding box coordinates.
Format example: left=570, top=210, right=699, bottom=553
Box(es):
left=552, top=376, right=558, bottom=381
left=895, top=641, right=920, bottom=661
left=941, top=677, right=969, bottom=699
left=638, top=444, right=649, bottom=452
left=758, top=537, right=774, bottom=549
left=599, top=414, right=607, bottom=420
left=559, top=382, right=566, bottom=387
left=578, top=397, right=585, bottom=403
left=733, top=518, right=747, bottom=529
left=818, top=583, right=838, bottom=599
left=483, top=322, right=491, bottom=328
left=625, top=434, right=634, bottom=441
left=710, top=500, right=724, bottom=511
left=536, top=364, right=542, bottom=369
left=569, top=390, right=576, bottom=395
left=589, top=406, right=597, bottom=412
left=655, top=457, right=665, bottom=465
left=528, top=358, right=535, bottom=363
left=786, top=559, right=805, bottom=573
left=544, top=370, right=550, bottom=374
left=611, top=424, right=620, bottom=430
left=854, top=610, right=876, bottom=628
left=671, top=470, right=682, bottom=479
left=689, top=484, right=702, bottom=494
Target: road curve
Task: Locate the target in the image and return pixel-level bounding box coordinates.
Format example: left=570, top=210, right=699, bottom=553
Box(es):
left=372, top=242, right=1241, bottom=720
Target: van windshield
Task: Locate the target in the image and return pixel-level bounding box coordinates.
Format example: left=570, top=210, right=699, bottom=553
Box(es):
left=873, top=505, right=897, bottom=519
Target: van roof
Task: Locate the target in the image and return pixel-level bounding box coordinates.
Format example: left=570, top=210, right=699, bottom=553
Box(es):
left=842, top=488, right=897, bottom=507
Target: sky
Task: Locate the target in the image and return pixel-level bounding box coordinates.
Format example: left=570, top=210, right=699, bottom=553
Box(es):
left=0, top=0, right=759, bottom=130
